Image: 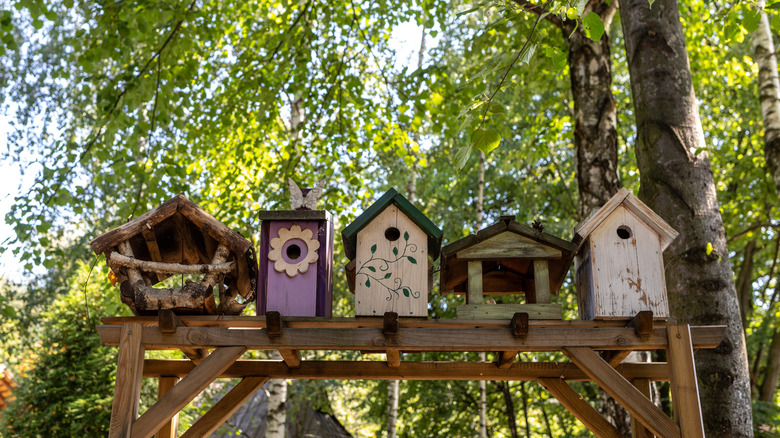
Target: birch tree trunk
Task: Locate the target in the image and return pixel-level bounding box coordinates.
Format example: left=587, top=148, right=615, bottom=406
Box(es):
left=476, top=150, right=488, bottom=438
left=387, top=379, right=399, bottom=438
left=620, top=1, right=754, bottom=436
left=752, top=0, right=780, bottom=192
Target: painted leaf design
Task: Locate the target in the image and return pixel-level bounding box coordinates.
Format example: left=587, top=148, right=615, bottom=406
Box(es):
left=365, top=279, right=371, bottom=287
left=403, top=231, right=409, bottom=241
left=371, top=244, right=377, bottom=253
left=402, top=287, right=410, bottom=297
left=393, top=247, right=398, bottom=256
left=407, top=256, right=417, bottom=264
left=368, top=266, right=376, bottom=272
left=384, top=273, right=392, bottom=279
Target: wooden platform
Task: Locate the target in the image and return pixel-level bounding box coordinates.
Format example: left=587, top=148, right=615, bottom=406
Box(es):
left=101, top=312, right=721, bottom=438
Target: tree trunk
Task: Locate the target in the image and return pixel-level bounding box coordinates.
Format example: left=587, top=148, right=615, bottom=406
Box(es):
left=759, top=328, right=780, bottom=402
left=564, top=0, right=621, bottom=220
left=620, top=1, right=754, bottom=436
left=264, top=355, right=287, bottom=438
left=387, top=379, right=399, bottom=438
left=735, top=240, right=757, bottom=333
left=497, top=381, right=519, bottom=438
left=752, top=0, right=780, bottom=192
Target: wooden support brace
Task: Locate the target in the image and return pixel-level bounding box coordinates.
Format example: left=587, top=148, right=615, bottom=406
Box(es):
left=667, top=324, right=704, bottom=438
left=631, top=378, right=654, bottom=438
left=563, top=347, right=681, bottom=438
left=108, top=323, right=145, bottom=438
left=155, top=377, right=179, bottom=438
left=538, top=378, right=621, bottom=438
left=130, top=346, right=247, bottom=438
left=180, top=377, right=269, bottom=438
left=496, top=351, right=519, bottom=369
left=603, top=350, right=632, bottom=367
left=383, top=312, right=399, bottom=335
left=266, top=311, right=283, bottom=337
left=510, top=312, right=529, bottom=337
left=278, top=349, right=301, bottom=368
left=630, top=311, right=654, bottom=339
left=158, top=310, right=208, bottom=363
left=386, top=349, right=401, bottom=368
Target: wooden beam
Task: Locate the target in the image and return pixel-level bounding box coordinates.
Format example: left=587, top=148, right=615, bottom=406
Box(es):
left=630, top=311, right=654, bottom=339
left=538, top=378, right=621, bottom=438
left=467, top=261, right=483, bottom=304
left=631, top=378, right=653, bottom=438
left=510, top=312, right=529, bottom=337
left=180, top=377, right=268, bottom=438
left=533, top=259, right=551, bottom=304
left=383, top=312, right=399, bottom=335
left=155, top=377, right=179, bottom=438
left=563, top=347, right=681, bottom=438
left=278, top=349, right=301, bottom=368
left=142, top=360, right=671, bottom=381
left=98, top=325, right=724, bottom=352
left=496, top=351, right=519, bottom=369
left=667, top=324, right=704, bottom=438
left=266, top=311, right=283, bottom=337
left=130, top=346, right=246, bottom=438
left=456, top=304, right=561, bottom=320
left=603, top=350, right=632, bottom=367
left=158, top=310, right=208, bottom=363
left=386, top=350, right=401, bottom=368
left=109, top=323, right=145, bottom=438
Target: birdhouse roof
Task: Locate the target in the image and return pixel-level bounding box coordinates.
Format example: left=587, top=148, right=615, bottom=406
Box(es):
left=574, top=188, right=679, bottom=250
left=441, top=217, right=577, bottom=257
left=90, top=194, right=252, bottom=256
left=342, top=188, right=443, bottom=260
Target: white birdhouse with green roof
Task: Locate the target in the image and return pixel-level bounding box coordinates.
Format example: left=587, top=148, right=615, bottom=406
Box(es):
left=343, top=188, right=442, bottom=317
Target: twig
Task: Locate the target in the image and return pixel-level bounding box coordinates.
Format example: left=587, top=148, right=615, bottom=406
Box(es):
left=509, top=0, right=563, bottom=27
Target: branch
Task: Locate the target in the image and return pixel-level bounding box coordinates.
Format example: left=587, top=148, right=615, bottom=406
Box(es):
left=727, top=222, right=780, bottom=242
left=108, top=251, right=234, bottom=275
left=509, top=0, right=563, bottom=28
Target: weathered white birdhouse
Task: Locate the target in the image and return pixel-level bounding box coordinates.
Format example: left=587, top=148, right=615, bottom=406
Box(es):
left=573, top=188, right=678, bottom=320
left=343, top=188, right=442, bottom=317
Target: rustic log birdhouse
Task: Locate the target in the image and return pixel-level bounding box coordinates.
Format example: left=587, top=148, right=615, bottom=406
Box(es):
left=90, top=194, right=258, bottom=316
left=573, top=188, right=679, bottom=320
left=343, top=188, right=442, bottom=317
left=440, top=216, right=577, bottom=319
left=257, top=179, right=334, bottom=317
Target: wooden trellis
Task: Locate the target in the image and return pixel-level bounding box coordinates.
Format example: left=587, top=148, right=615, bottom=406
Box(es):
left=99, top=311, right=722, bottom=438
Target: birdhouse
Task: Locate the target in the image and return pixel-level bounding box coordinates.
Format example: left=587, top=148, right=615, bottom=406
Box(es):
left=573, top=188, right=678, bottom=320
left=90, top=194, right=258, bottom=316
left=440, top=216, right=577, bottom=319
left=257, top=179, right=334, bottom=317
left=343, top=188, right=442, bottom=317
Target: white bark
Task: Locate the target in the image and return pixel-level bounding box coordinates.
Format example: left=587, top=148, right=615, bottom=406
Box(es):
left=265, top=352, right=287, bottom=438
left=107, top=251, right=233, bottom=275
left=387, top=380, right=399, bottom=438
left=752, top=0, right=780, bottom=191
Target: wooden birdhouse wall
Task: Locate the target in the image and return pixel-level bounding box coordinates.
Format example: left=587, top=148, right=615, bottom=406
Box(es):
left=257, top=212, right=333, bottom=317
left=576, top=205, right=669, bottom=320
left=355, top=205, right=428, bottom=317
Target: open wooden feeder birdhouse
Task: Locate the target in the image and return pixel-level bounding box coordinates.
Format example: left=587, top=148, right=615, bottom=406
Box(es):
left=256, top=179, right=334, bottom=317
left=343, top=188, right=442, bottom=317
left=440, top=216, right=577, bottom=320
left=90, top=194, right=257, bottom=316
left=573, top=188, right=678, bottom=320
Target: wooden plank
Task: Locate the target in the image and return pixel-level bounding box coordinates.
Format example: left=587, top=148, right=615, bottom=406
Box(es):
left=457, top=304, right=561, bottom=320
left=97, top=325, right=726, bottom=352
left=631, top=378, right=653, bottom=438
left=130, top=346, right=246, bottom=438
left=456, top=231, right=563, bottom=260
left=604, top=350, right=632, bottom=367
left=278, top=349, right=301, bottom=368
left=259, top=210, right=330, bottom=221
left=386, top=350, right=401, bottom=367
left=177, top=196, right=251, bottom=255
left=533, top=259, right=551, bottom=304
left=91, top=195, right=181, bottom=255
left=496, top=351, right=518, bottom=369
left=667, top=324, right=704, bottom=438
left=180, top=377, right=269, bottom=438
left=155, top=377, right=179, bottom=438
left=143, top=360, right=671, bottom=381
left=109, top=323, right=145, bottom=438
left=563, top=347, right=681, bottom=438
left=510, top=312, right=529, bottom=337
left=355, top=205, right=429, bottom=317
left=172, top=213, right=202, bottom=265
left=538, top=378, right=621, bottom=438
left=467, top=261, right=483, bottom=304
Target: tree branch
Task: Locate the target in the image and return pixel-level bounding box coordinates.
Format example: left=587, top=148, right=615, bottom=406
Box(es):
left=509, top=0, right=563, bottom=28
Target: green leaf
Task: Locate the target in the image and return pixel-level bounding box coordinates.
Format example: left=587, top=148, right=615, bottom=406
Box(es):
left=472, top=128, right=501, bottom=154
left=743, top=10, right=761, bottom=34
left=706, top=242, right=714, bottom=255
left=31, top=18, right=43, bottom=29
left=766, top=2, right=780, bottom=9
left=43, top=258, right=55, bottom=269
left=407, top=256, right=417, bottom=264
left=583, top=12, right=605, bottom=41
left=402, top=287, right=410, bottom=297
left=488, top=104, right=504, bottom=114
left=365, top=279, right=371, bottom=287
left=384, top=273, right=392, bottom=279
left=2, top=304, right=15, bottom=318
left=371, top=244, right=376, bottom=254
left=393, top=247, right=398, bottom=256
left=403, top=231, right=409, bottom=241
left=368, top=266, right=376, bottom=272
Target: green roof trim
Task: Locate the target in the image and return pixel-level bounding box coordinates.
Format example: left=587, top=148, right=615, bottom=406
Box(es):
left=342, top=188, right=443, bottom=260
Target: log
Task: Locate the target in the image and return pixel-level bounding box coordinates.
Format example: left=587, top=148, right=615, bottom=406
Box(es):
left=108, top=252, right=234, bottom=275
left=134, top=281, right=215, bottom=314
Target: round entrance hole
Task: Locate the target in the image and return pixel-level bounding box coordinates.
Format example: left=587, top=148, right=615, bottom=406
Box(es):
left=286, top=243, right=302, bottom=260
left=616, top=225, right=633, bottom=240
left=385, top=227, right=401, bottom=241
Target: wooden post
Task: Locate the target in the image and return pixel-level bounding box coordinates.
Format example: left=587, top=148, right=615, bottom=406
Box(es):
left=109, top=323, right=145, bottom=438
left=155, top=377, right=180, bottom=438
left=630, top=378, right=653, bottom=438
left=667, top=324, right=704, bottom=438
left=467, top=261, right=483, bottom=304
left=533, top=259, right=550, bottom=304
